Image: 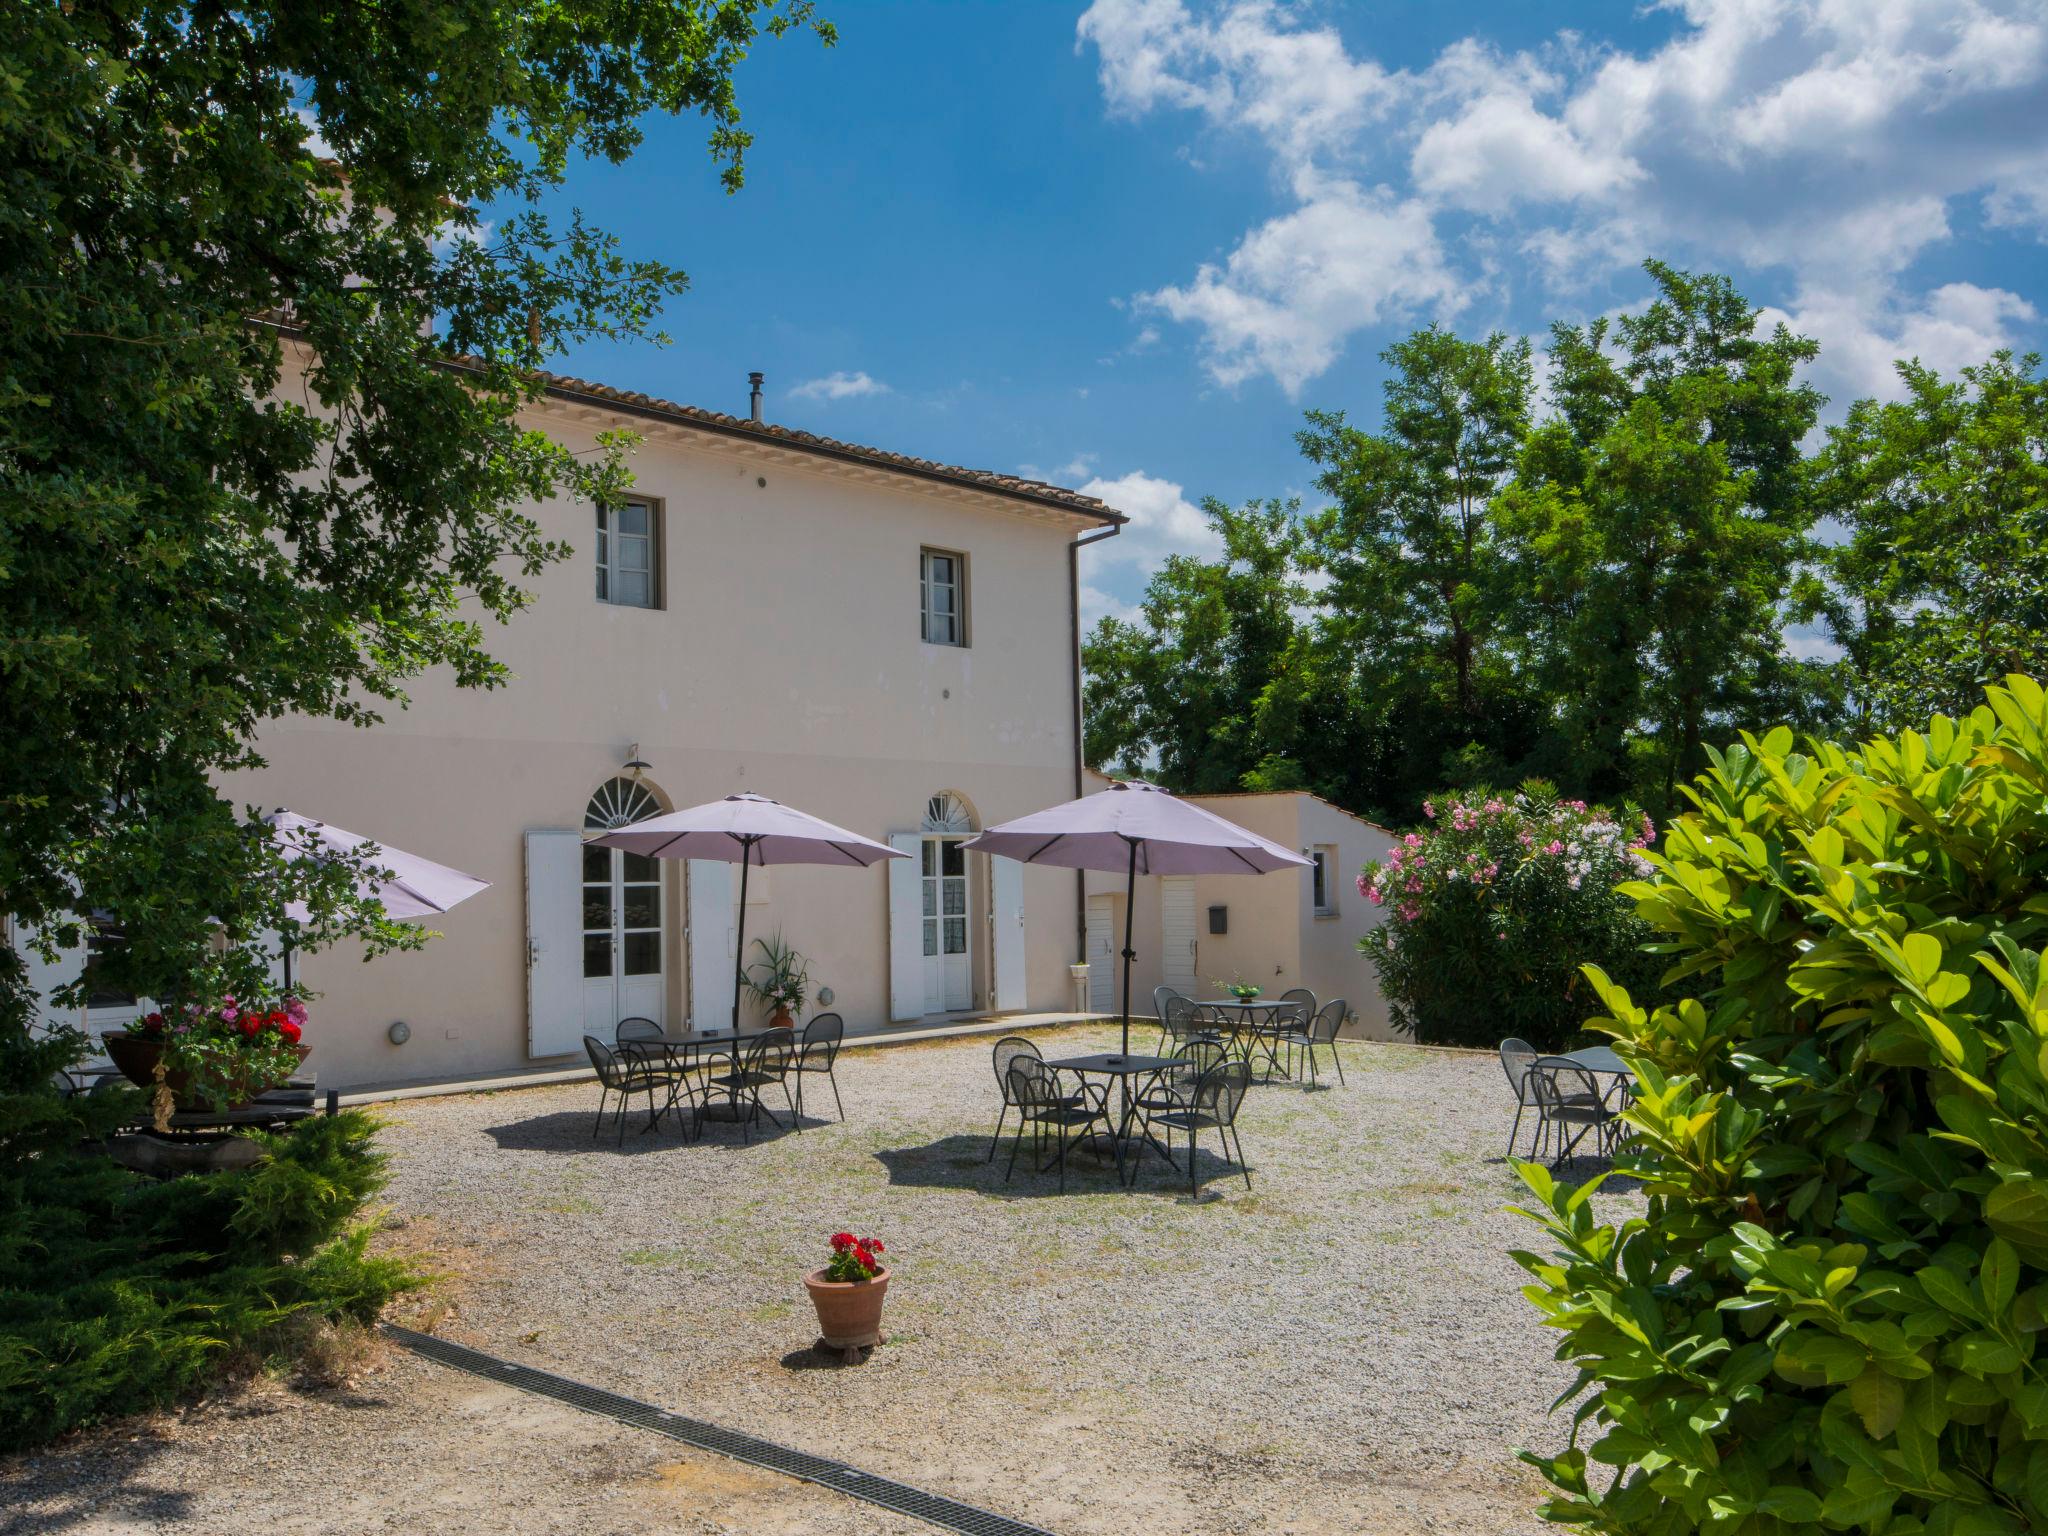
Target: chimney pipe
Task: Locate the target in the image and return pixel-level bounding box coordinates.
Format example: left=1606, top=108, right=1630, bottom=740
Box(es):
left=748, top=371, right=764, bottom=423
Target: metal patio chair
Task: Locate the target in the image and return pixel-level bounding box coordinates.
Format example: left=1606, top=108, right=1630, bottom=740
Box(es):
left=1527, top=1055, right=1621, bottom=1166
left=791, top=1012, right=845, bottom=1123
left=706, top=1026, right=797, bottom=1141
left=614, top=1016, right=664, bottom=1045
left=1139, top=1056, right=1253, bottom=1199
left=1499, top=1038, right=1542, bottom=1156
left=583, top=1034, right=669, bottom=1146
left=988, top=1035, right=1085, bottom=1159
left=1002, top=1056, right=1109, bottom=1194
left=1297, top=998, right=1348, bottom=1086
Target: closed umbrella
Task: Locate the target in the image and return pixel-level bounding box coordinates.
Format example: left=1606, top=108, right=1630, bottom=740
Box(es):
left=267, top=809, right=491, bottom=990
left=586, top=792, right=907, bottom=1034
left=961, top=780, right=1311, bottom=1057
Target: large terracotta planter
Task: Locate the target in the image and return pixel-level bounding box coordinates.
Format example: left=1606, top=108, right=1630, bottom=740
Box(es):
left=803, top=1267, right=890, bottom=1351
left=104, top=1033, right=311, bottom=1111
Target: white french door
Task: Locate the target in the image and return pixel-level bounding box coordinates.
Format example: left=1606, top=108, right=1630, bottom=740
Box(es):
left=921, top=836, right=971, bottom=1013
left=581, top=841, right=665, bottom=1034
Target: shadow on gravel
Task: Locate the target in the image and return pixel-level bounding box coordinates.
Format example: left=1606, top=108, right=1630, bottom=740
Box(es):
left=872, top=1133, right=1251, bottom=1201
left=1484, top=1150, right=1646, bottom=1197
left=479, top=1107, right=822, bottom=1155
left=0, top=1434, right=197, bottom=1535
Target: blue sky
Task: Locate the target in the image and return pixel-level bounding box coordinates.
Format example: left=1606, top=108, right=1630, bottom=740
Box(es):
left=527, top=1, right=2048, bottom=629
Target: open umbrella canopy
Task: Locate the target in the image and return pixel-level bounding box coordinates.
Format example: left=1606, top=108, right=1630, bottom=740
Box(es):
left=585, top=792, right=904, bottom=867
left=963, top=780, right=1310, bottom=1056
left=961, top=779, right=1310, bottom=875
left=587, top=792, right=906, bottom=1035
left=268, top=809, right=491, bottom=922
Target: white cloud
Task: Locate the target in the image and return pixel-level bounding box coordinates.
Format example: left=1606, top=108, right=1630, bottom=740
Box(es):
left=1762, top=281, right=2039, bottom=402
left=1078, top=0, right=2048, bottom=396
left=1142, top=174, right=1461, bottom=393
left=1075, top=468, right=1221, bottom=628
left=1079, top=582, right=1144, bottom=630
left=788, top=370, right=890, bottom=402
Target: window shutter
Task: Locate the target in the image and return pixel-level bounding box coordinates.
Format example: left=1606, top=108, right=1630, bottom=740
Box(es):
left=887, top=833, right=923, bottom=1021
left=991, top=855, right=1026, bottom=1012
left=524, top=829, right=585, bottom=1057
left=687, top=859, right=734, bottom=1031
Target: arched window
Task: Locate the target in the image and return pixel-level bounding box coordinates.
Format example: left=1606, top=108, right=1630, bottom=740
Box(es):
left=586, top=776, right=661, bottom=831
left=921, top=792, right=975, bottom=835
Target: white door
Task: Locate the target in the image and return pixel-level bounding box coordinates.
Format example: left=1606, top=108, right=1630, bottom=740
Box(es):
left=1084, top=897, right=1116, bottom=1012
left=525, top=829, right=585, bottom=1057
left=991, top=855, right=1026, bottom=1013
left=1161, top=877, right=1198, bottom=995
left=887, top=833, right=924, bottom=1021
left=581, top=839, right=665, bottom=1035
left=687, top=858, right=734, bottom=1032
left=922, top=836, right=971, bottom=1012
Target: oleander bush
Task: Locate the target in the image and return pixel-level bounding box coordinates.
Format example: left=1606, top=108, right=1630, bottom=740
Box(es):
left=1359, top=787, right=1666, bottom=1050
left=0, top=966, right=418, bottom=1451
left=1513, top=676, right=2048, bottom=1532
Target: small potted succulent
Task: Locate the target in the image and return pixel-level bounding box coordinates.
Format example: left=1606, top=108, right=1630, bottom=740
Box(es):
left=107, top=996, right=310, bottom=1122
left=802, top=1231, right=890, bottom=1359
left=743, top=933, right=810, bottom=1030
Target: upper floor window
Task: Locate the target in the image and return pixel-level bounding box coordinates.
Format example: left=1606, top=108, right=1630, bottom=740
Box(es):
left=1310, top=845, right=1338, bottom=916
left=596, top=499, right=658, bottom=609
left=921, top=548, right=967, bottom=646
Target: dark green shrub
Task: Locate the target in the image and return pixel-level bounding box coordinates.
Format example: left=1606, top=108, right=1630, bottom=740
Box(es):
left=1513, top=677, right=2048, bottom=1531
left=0, top=961, right=417, bottom=1450
left=1359, top=786, right=1667, bottom=1049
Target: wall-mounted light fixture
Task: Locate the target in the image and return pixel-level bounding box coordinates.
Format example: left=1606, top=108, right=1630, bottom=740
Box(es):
left=622, top=742, right=651, bottom=779
left=387, top=1020, right=411, bottom=1045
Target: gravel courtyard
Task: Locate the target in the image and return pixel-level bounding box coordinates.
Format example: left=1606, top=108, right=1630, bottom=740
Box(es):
left=4, top=1026, right=1639, bottom=1535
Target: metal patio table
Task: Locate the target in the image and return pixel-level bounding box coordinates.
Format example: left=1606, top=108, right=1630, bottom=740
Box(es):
left=618, top=1031, right=761, bottom=1131
left=1194, top=998, right=1301, bottom=1079
left=1557, top=1044, right=1635, bottom=1118
left=1040, top=1051, right=1181, bottom=1182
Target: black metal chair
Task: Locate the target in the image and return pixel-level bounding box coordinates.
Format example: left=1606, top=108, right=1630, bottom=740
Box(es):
left=1151, top=984, right=1185, bottom=1050
left=791, top=1012, right=845, bottom=1123
left=1526, top=1056, right=1621, bottom=1165
left=988, top=1036, right=1079, bottom=1159
left=706, top=1027, right=797, bottom=1141
left=615, top=1016, right=664, bottom=1045
left=583, top=1034, right=668, bottom=1146
left=1141, top=1057, right=1253, bottom=1199
left=1279, top=986, right=1317, bottom=1019
left=1499, top=1038, right=1541, bottom=1156
left=1297, top=999, right=1348, bottom=1086
left=1002, top=1057, right=1109, bottom=1193
left=1134, top=1039, right=1229, bottom=1116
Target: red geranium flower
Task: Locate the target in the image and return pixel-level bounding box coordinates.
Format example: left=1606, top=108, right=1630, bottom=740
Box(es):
left=279, top=1020, right=302, bottom=1044
left=238, top=1015, right=260, bottom=1037
left=830, top=1232, right=854, bottom=1249
left=267, top=1010, right=286, bottom=1028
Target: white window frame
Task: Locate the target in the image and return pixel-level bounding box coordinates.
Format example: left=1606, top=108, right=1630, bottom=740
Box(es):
left=920, top=547, right=967, bottom=647
left=1310, top=846, right=1338, bottom=917
left=596, top=497, right=659, bottom=609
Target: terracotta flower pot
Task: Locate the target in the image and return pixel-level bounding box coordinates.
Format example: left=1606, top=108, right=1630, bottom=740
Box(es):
left=771, top=1007, right=795, bottom=1030
left=104, top=1033, right=311, bottom=1111
left=803, top=1266, right=890, bottom=1350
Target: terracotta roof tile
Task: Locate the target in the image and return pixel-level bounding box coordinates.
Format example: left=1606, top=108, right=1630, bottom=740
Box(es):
left=540, top=371, right=1123, bottom=524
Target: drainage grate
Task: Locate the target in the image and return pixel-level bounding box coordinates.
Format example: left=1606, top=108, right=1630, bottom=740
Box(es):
left=381, top=1324, right=1056, bottom=1536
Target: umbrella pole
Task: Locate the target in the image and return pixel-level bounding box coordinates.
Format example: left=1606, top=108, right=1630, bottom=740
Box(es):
left=1120, top=835, right=1138, bottom=1059
left=731, top=839, right=754, bottom=1036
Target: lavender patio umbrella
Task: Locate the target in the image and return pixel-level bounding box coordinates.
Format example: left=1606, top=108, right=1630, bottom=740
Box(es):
left=586, top=792, right=907, bottom=1034
left=267, top=810, right=492, bottom=989
left=961, top=780, right=1311, bottom=1057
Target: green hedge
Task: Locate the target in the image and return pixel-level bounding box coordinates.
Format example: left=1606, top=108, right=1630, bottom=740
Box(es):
left=1513, top=677, right=2048, bottom=1531
left=0, top=973, right=416, bottom=1450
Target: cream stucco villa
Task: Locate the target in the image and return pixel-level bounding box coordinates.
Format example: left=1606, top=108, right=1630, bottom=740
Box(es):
left=17, top=349, right=1125, bottom=1090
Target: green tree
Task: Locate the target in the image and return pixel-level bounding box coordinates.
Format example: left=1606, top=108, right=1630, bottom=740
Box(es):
left=0, top=0, right=832, bottom=1006
left=1083, top=498, right=1307, bottom=794
left=1503, top=262, right=1823, bottom=810
left=1299, top=326, right=1534, bottom=727
left=1809, top=351, right=2048, bottom=729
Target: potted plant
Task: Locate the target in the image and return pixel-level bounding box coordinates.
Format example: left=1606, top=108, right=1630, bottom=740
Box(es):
left=106, top=996, right=310, bottom=1121
left=1215, top=975, right=1262, bottom=1002
left=743, top=933, right=810, bottom=1029
left=803, top=1231, right=890, bottom=1358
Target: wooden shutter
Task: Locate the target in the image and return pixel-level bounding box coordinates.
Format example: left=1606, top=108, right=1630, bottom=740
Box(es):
left=524, top=829, right=584, bottom=1058
left=990, top=855, right=1026, bottom=1012
left=887, top=833, right=923, bottom=1021
left=687, top=859, right=734, bottom=1032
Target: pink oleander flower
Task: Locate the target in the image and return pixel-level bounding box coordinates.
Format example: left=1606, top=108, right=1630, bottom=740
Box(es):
left=1422, top=800, right=1435, bottom=819
left=1403, top=832, right=1423, bottom=848
left=1366, top=885, right=1384, bottom=906
left=1544, top=840, right=1565, bottom=856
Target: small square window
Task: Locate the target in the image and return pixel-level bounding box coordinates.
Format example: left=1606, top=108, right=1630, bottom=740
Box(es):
left=596, top=498, right=660, bottom=609
left=920, top=548, right=967, bottom=646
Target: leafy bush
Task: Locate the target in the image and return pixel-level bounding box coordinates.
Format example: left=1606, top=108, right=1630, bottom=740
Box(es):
left=1359, top=787, right=1664, bottom=1049
left=0, top=962, right=417, bottom=1450
left=1512, top=677, right=2048, bottom=1532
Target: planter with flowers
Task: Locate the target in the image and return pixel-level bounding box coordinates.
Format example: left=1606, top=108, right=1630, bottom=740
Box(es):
left=803, top=1230, right=890, bottom=1359
left=743, top=933, right=810, bottom=1030
left=107, top=997, right=310, bottom=1125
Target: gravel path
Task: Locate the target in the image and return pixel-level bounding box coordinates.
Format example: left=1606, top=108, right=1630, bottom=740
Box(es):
left=3, top=1027, right=1640, bottom=1534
